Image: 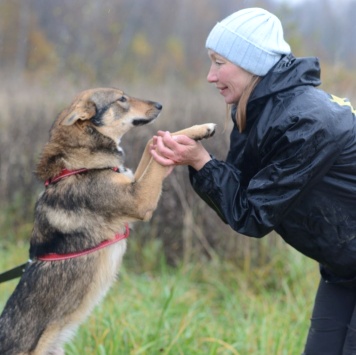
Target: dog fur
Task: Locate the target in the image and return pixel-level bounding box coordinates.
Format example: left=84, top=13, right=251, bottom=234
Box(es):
left=0, top=87, right=215, bottom=354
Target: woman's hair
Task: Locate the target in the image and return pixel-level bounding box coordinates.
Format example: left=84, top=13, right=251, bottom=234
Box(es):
left=229, top=75, right=261, bottom=132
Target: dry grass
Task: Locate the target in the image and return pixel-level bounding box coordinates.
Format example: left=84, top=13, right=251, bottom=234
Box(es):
left=1, top=70, right=355, bottom=265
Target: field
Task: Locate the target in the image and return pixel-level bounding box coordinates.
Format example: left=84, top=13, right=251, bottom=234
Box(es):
left=0, top=235, right=318, bottom=355
left=1, top=1, right=356, bottom=352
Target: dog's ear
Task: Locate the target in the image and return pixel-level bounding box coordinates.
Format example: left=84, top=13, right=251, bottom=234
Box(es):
left=60, top=100, right=97, bottom=126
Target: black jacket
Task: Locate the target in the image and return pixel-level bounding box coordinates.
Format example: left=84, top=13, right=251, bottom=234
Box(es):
left=190, top=54, right=356, bottom=280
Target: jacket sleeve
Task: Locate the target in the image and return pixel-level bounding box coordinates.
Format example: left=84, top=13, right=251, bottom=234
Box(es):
left=189, top=109, right=347, bottom=238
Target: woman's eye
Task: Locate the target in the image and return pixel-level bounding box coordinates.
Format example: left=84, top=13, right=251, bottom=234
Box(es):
left=118, top=96, right=127, bottom=102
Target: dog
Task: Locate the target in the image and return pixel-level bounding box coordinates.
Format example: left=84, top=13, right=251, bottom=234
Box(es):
left=0, top=87, right=216, bottom=354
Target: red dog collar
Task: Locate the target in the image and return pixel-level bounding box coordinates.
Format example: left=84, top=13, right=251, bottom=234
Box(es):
left=37, top=223, right=130, bottom=261
left=45, top=167, right=119, bottom=186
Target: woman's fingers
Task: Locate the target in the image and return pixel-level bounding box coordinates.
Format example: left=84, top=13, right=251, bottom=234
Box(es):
left=150, top=136, right=176, bottom=166
left=150, top=131, right=210, bottom=170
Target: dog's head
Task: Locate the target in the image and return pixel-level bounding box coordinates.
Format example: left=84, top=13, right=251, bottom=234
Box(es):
left=58, top=87, right=162, bottom=144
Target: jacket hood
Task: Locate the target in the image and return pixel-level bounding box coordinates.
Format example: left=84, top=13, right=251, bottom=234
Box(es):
left=250, top=53, right=321, bottom=102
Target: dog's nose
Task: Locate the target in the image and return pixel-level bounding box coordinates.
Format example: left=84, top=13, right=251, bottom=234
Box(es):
left=155, top=103, right=163, bottom=110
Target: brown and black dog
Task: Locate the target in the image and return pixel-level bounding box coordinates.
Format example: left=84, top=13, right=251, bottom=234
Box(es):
left=0, top=87, right=215, bottom=354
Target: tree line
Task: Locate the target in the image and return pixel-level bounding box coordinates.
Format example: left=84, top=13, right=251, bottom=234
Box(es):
left=1, top=0, right=355, bottom=86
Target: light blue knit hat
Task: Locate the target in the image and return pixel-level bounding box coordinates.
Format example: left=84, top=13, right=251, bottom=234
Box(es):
left=206, top=8, right=291, bottom=76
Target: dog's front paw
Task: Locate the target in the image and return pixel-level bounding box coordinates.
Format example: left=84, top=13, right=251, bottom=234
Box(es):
left=201, top=123, right=216, bottom=139
left=191, top=123, right=216, bottom=141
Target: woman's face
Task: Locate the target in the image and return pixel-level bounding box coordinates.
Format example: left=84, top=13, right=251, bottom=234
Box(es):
left=207, top=50, right=254, bottom=104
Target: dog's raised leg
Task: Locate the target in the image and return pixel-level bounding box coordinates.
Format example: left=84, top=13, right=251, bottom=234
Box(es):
left=132, top=123, right=216, bottom=221
left=134, top=123, right=216, bottom=181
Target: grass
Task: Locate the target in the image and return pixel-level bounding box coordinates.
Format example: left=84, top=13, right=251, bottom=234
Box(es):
left=0, top=237, right=319, bottom=355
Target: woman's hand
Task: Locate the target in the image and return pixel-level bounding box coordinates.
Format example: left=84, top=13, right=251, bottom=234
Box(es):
left=150, top=130, right=212, bottom=171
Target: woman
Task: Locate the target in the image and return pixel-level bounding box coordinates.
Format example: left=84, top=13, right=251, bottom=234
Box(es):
left=150, top=7, right=356, bottom=355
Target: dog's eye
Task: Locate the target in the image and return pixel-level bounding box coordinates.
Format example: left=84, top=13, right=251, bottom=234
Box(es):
left=118, top=96, right=127, bottom=103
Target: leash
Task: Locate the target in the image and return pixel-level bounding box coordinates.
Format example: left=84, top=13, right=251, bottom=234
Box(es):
left=0, top=261, right=32, bottom=283
left=0, top=166, right=128, bottom=283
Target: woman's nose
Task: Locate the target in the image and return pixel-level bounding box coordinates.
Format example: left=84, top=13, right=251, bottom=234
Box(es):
left=207, top=66, right=217, bottom=83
